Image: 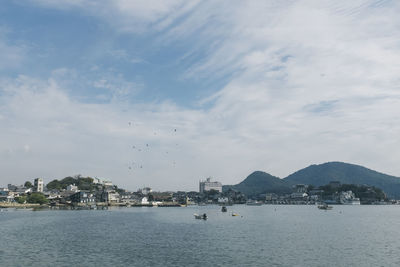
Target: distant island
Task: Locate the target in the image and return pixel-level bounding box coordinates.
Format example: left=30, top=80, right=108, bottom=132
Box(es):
left=224, top=162, right=400, bottom=200
left=1, top=161, right=400, bottom=208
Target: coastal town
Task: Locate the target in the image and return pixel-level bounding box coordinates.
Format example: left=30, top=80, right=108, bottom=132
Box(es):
left=0, top=175, right=394, bottom=209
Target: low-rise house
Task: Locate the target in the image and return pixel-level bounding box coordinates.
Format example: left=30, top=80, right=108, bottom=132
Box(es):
left=291, top=192, right=308, bottom=199
left=152, top=192, right=173, bottom=202
left=60, top=190, right=76, bottom=200
left=265, top=193, right=278, bottom=203
left=7, top=184, right=18, bottom=191
left=103, top=180, right=113, bottom=187
left=293, top=184, right=308, bottom=193
left=108, top=191, right=120, bottom=203
left=66, top=184, right=79, bottom=192
left=141, top=197, right=149, bottom=205
left=217, top=197, right=229, bottom=204
left=0, top=188, right=14, bottom=202
left=340, top=190, right=360, bottom=204
left=92, top=177, right=102, bottom=184
left=69, top=191, right=96, bottom=204
left=13, top=186, right=32, bottom=197
left=44, top=189, right=61, bottom=201
left=99, top=190, right=120, bottom=203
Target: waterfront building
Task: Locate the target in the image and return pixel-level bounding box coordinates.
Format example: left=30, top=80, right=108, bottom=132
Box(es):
left=141, top=196, right=149, bottom=205
left=0, top=188, right=14, bottom=202
left=108, top=191, right=120, bottom=203
left=0, top=187, right=9, bottom=193
left=92, top=177, right=102, bottom=184
left=7, top=184, right=18, bottom=191
left=103, top=180, right=113, bottom=187
left=290, top=192, right=308, bottom=199
left=100, top=190, right=120, bottom=203
left=293, top=184, right=308, bottom=193
left=340, top=190, right=361, bottom=205
left=34, top=178, right=44, bottom=193
left=199, top=177, right=222, bottom=193
left=265, top=193, right=278, bottom=201
left=66, top=184, right=79, bottom=192
left=14, top=186, right=32, bottom=196
left=44, top=190, right=61, bottom=201
left=217, top=197, right=229, bottom=204
left=69, top=191, right=96, bottom=204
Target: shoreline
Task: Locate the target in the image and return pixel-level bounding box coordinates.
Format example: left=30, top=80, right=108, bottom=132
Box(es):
left=0, top=202, right=184, bottom=209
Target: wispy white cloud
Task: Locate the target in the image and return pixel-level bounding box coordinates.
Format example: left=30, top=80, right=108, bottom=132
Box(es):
left=27, top=0, right=195, bottom=33
left=0, top=28, right=27, bottom=70
left=2, top=0, right=400, bottom=189
left=0, top=75, right=255, bottom=190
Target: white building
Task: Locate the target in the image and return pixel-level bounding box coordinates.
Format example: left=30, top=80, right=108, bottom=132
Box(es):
left=92, top=177, right=102, bottom=184
left=217, top=197, right=229, bottom=204
left=103, top=180, right=113, bottom=187
left=108, top=192, right=120, bottom=202
left=199, top=177, right=222, bottom=193
left=34, top=178, right=44, bottom=193
left=293, top=184, right=308, bottom=193
left=66, top=184, right=79, bottom=192
left=340, top=191, right=360, bottom=205
left=141, top=197, right=149, bottom=205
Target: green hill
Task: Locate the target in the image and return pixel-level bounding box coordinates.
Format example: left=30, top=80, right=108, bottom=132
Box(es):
left=223, top=171, right=292, bottom=197
left=284, top=162, right=400, bottom=198
left=46, top=176, right=96, bottom=191
left=224, top=162, right=400, bottom=198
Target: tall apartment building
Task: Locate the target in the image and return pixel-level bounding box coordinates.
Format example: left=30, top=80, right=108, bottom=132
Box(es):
left=199, top=177, right=222, bottom=193
left=34, top=178, right=44, bottom=193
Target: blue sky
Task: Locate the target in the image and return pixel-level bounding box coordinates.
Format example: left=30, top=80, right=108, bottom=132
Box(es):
left=1, top=0, right=400, bottom=191
left=0, top=1, right=221, bottom=106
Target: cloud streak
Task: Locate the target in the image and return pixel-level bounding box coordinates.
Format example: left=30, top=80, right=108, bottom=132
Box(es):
left=1, top=1, right=400, bottom=190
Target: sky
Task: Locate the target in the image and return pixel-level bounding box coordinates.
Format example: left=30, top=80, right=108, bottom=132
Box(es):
left=1, top=0, right=400, bottom=191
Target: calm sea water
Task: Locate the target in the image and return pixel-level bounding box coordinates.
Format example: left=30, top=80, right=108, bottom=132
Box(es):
left=1, top=205, right=400, bottom=266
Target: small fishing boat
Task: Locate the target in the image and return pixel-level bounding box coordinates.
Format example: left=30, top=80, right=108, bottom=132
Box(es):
left=231, top=212, right=240, bottom=217
left=221, top=206, right=227, bottom=212
left=317, top=203, right=333, bottom=210
left=194, top=213, right=207, bottom=220
left=246, top=200, right=262, bottom=206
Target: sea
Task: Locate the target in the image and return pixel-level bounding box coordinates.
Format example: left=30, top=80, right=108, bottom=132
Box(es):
left=1, top=205, right=399, bottom=267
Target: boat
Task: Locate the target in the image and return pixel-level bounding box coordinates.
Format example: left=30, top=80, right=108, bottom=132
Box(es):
left=231, top=212, right=240, bottom=216
left=246, top=200, right=262, bottom=206
left=221, top=206, right=227, bottom=212
left=317, top=203, right=333, bottom=210
left=194, top=213, right=207, bottom=220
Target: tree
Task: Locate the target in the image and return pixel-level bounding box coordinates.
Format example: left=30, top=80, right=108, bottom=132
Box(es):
left=24, top=181, right=33, bottom=188
left=16, top=196, right=27, bottom=204
left=46, top=179, right=63, bottom=190
left=27, top=193, right=48, bottom=205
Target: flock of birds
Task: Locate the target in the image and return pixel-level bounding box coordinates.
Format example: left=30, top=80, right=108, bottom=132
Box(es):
left=126, top=121, right=179, bottom=172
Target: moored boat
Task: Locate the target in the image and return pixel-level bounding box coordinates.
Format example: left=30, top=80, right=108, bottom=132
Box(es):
left=194, top=213, right=207, bottom=220
left=317, top=203, right=333, bottom=210
left=246, top=200, right=262, bottom=206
